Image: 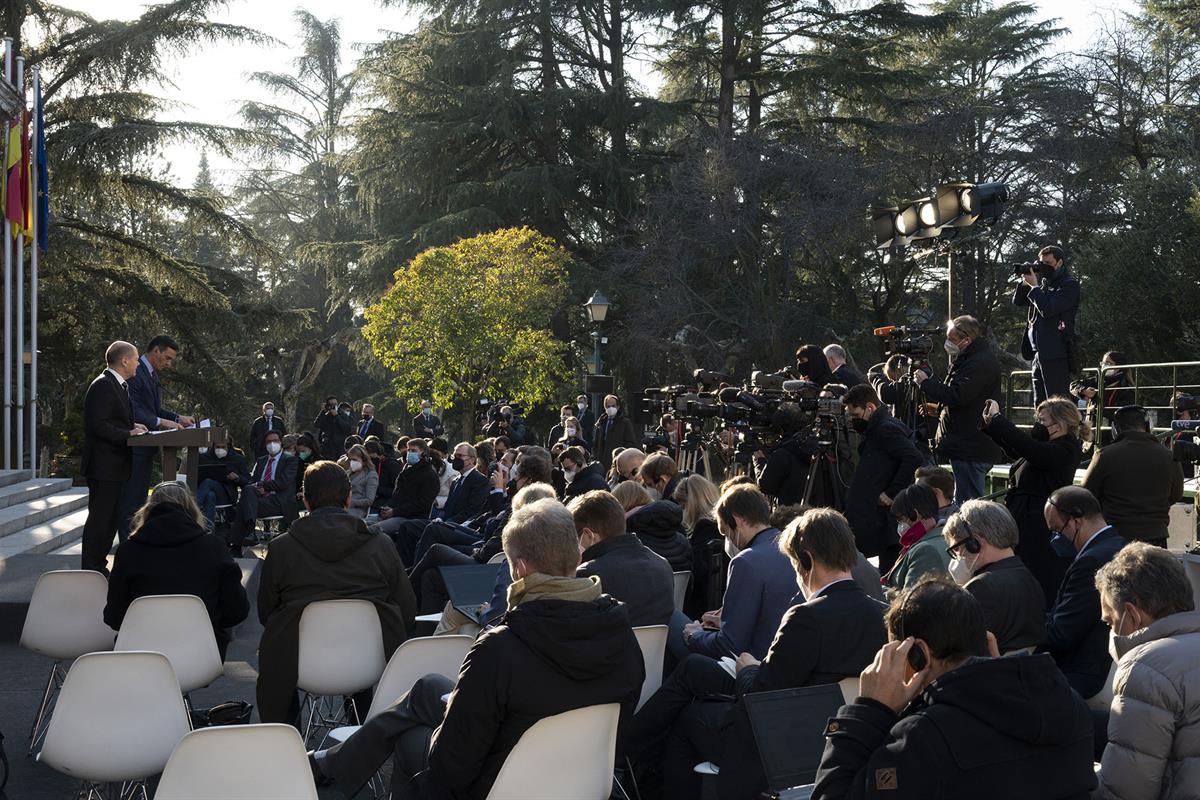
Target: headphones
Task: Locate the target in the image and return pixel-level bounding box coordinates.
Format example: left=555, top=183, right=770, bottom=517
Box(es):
left=896, top=588, right=928, bottom=672
left=946, top=514, right=981, bottom=556
left=1047, top=497, right=1084, bottom=520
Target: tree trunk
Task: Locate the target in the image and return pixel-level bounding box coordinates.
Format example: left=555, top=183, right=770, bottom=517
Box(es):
left=717, top=0, right=737, bottom=145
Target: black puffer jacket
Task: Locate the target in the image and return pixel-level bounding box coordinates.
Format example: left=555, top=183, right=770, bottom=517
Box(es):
left=562, top=461, right=609, bottom=501
left=626, top=500, right=692, bottom=573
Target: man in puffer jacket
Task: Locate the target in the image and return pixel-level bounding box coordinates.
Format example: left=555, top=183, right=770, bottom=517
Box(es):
left=626, top=498, right=692, bottom=573
left=1094, top=542, right=1200, bottom=800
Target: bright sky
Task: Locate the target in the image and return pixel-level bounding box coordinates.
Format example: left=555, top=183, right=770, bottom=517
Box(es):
left=56, top=0, right=1140, bottom=188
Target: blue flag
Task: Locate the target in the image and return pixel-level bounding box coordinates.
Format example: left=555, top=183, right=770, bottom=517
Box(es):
left=34, top=75, right=47, bottom=253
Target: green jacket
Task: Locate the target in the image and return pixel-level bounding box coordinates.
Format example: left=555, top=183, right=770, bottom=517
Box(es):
left=886, top=524, right=950, bottom=596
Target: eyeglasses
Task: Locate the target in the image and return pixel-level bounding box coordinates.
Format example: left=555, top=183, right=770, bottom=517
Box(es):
left=943, top=515, right=973, bottom=558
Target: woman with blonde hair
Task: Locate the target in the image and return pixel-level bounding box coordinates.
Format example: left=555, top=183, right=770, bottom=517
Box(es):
left=612, top=480, right=652, bottom=515
left=344, top=444, right=379, bottom=518
left=672, top=473, right=723, bottom=617
left=983, top=395, right=1089, bottom=605
left=104, top=482, right=249, bottom=659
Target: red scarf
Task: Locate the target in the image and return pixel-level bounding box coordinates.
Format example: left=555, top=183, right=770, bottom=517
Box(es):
left=881, top=519, right=931, bottom=585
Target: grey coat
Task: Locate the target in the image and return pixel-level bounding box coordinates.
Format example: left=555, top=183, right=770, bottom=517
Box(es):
left=1096, top=610, right=1200, bottom=799
left=347, top=466, right=379, bottom=518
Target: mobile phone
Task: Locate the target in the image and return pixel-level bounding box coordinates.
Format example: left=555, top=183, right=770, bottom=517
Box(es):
left=907, top=642, right=927, bottom=672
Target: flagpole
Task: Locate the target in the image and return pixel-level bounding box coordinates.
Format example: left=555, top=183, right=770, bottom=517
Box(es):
left=29, top=67, right=38, bottom=477
left=14, top=54, right=23, bottom=471
left=2, top=37, right=11, bottom=471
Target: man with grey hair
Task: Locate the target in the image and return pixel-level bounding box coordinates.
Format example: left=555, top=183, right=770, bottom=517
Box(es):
left=824, top=343, right=864, bottom=388
left=942, top=499, right=1045, bottom=653
left=311, top=496, right=644, bottom=800
left=1094, top=542, right=1200, bottom=798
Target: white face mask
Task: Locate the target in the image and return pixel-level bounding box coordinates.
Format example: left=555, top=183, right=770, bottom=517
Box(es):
left=724, top=535, right=740, bottom=560
left=578, top=402, right=587, bottom=411
left=198, top=447, right=208, bottom=455
left=264, top=408, right=274, bottom=417
left=214, top=448, right=228, bottom=460
left=563, top=468, right=577, bottom=482
left=349, top=459, right=363, bottom=472
left=566, top=427, right=577, bottom=437
left=605, top=406, right=618, bottom=417
left=1107, top=610, right=1128, bottom=664
left=944, top=338, right=961, bottom=356
left=266, top=442, right=282, bottom=455
left=897, top=522, right=909, bottom=536
left=948, top=556, right=975, bottom=586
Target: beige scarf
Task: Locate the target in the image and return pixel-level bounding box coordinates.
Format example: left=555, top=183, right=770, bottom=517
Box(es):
left=507, top=572, right=602, bottom=608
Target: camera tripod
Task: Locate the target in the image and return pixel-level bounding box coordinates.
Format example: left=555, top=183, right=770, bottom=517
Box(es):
left=800, top=433, right=847, bottom=510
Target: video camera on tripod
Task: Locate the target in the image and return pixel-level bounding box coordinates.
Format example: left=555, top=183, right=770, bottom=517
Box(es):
left=873, top=325, right=941, bottom=376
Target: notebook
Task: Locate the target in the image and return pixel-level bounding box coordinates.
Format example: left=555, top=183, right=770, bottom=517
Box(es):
left=744, top=683, right=846, bottom=800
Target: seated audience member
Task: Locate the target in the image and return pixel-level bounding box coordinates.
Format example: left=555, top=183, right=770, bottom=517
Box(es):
left=941, top=499, right=1046, bottom=654
left=195, top=435, right=250, bottom=527
left=558, top=446, right=608, bottom=500
left=570, top=490, right=675, bottom=626
left=914, top=464, right=958, bottom=523
left=294, top=432, right=318, bottom=497
left=610, top=446, right=647, bottom=487
left=772, top=503, right=884, bottom=602
left=345, top=443, right=379, bottom=519
left=366, top=438, right=402, bottom=511
left=231, top=429, right=299, bottom=556
left=381, top=443, right=489, bottom=565
left=679, top=484, right=797, bottom=660
left=1094, top=542, right=1200, bottom=799
left=429, top=437, right=457, bottom=509
left=104, top=482, right=249, bottom=660
left=612, top=479, right=652, bottom=513
left=1082, top=404, right=1185, bottom=546
left=280, top=432, right=298, bottom=457
left=338, top=434, right=364, bottom=465
left=640, top=452, right=689, bottom=502
left=311, top=498, right=645, bottom=799
left=813, top=579, right=1096, bottom=799
left=1041, top=485, right=1125, bottom=699
left=627, top=495, right=693, bottom=574
left=257, top=461, right=416, bottom=726
left=674, top=474, right=723, bottom=617
left=474, top=440, right=495, bottom=477
left=375, top=438, right=441, bottom=526
left=883, top=482, right=950, bottom=595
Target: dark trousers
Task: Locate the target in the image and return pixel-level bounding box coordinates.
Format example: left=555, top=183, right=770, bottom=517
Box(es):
left=413, top=521, right=481, bottom=566
left=324, top=674, right=453, bottom=800
left=664, top=700, right=729, bottom=800
left=630, top=654, right=734, bottom=762
left=387, top=519, right=432, bottom=566
left=1032, top=353, right=1070, bottom=405
left=410, top=544, right=478, bottom=636
left=231, top=490, right=289, bottom=550
left=117, top=449, right=154, bottom=538
left=82, top=478, right=124, bottom=572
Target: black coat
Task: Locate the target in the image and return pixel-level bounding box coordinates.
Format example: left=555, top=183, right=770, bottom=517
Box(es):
left=578, top=534, right=675, bottom=627
left=82, top=370, right=134, bottom=481
left=985, top=414, right=1080, bottom=605
left=372, top=456, right=404, bottom=509
left=1014, top=267, right=1080, bottom=362
left=442, top=469, right=490, bottom=524
left=918, top=338, right=1004, bottom=464
left=844, top=408, right=924, bottom=558
left=576, top=407, right=597, bottom=445
left=756, top=434, right=818, bottom=507
left=418, top=593, right=644, bottom=800
left=1082, top=431, right=1185, bottom=543
left=626, top=501, right=693, bottom=573
left=813, top=654, right=1096, bottom=800
left=248, top=415, right=287, bottom=461
left=686, top=517, right=722, bottom=618
left=312, top=409, right=352, bottom=460
left=963, top=556, right=1046, bottom=654
left=355, top=416, right=386, bottom=441
left=387, top=459, right=441, bottom=519
left=104, top=504, right=249, bottom=658
left=197, top=450, right=251, bottom=506
left=1043, top=527, right=1125, bottom=699
left=562, top=462, right=609, bottom=501
left=412, top=413, right=444, bottom=438
left=719, top=581, right=887, bottom=800
left=831, top=362, right=865, bottom=389
left=593, top=412, right=641, bottom=470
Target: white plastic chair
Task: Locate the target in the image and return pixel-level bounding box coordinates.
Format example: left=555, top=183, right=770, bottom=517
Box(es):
left=155, top=724, right=318, bottom=799
left=327, top=635, right=473, bottom=745
left=839, top=677, right=858, bottom=704
left=297, top=599, right=387, bottom=747
left=19, top=570, right=115, bottom=753
left=37, top=651, right=191, bottom=796
left=115, top=594, right=223, bottom=698
left=632, top=625, right=668, bottom=712
left=672, top=571, right=691, bottom=611
left=486, top=703, right=621, bottom=800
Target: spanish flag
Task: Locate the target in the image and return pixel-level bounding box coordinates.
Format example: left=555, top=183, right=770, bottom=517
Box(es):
left=4, top=112, right=27, bottom=239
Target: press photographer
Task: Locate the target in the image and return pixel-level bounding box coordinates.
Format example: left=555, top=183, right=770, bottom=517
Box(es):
left=867, top=325, right=941, bottom=460
left=913, top=315, right=1004, bottom=503
left=754, top=401, right=820, bottom=506
left=1170, top=392, right=1200, bottom=480
left=1012, top=245, right=1080, bottom=403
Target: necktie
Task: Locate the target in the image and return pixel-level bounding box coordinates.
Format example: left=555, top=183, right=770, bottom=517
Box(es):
left=264, top=457, right=275, bottom=483
left=267, top=417, right=273, bottom=432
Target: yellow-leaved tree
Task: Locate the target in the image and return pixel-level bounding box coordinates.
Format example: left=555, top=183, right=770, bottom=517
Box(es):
left=363, top=227, right=573, bottom=438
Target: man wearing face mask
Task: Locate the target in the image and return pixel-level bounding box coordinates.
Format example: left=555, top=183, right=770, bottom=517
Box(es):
left=196, top=436, right=251, bottom=529
left=1040, top=485, right=1125, bottom=700
left=545, top=404, right=574, bottom=449
left=575, top=394, right=596, bottom=445
left=813, top=580, right=1096, bottom=799
left=843, top=385, right=925, bottom=574
left=1093, top=543, right=1200, bottom=798
left=593, top=394, right=641, bottom=473
left=231, top=429, right=299, bottom=556
left=1071, top=350, right=1132, bottom=452
left=913, top=315, right=1004, bottom=503
left=357, top=403, right=386, bottom=441
left=411, top=400, right=443, bottom=438
left=1013, top=245, right=1080, bottom=405
left=313, top=396, right=352, bottom=461
left=940, top=500, right=1045, bottom=654
left=249, top=401, right=287, bottom=462
left=557, top=446, right=609, bottom=501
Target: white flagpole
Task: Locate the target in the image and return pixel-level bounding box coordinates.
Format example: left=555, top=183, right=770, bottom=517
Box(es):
left=2, top=37, right=11, bottom=471
left=14, top=54, right=23, bottom=471
left=29, top=67, right=38, bottom=477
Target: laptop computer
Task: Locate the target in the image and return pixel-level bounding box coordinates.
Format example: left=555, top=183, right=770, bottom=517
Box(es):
left=744, top=683, right=845, bottom=800
left=440, top=564, right=502, bottom=626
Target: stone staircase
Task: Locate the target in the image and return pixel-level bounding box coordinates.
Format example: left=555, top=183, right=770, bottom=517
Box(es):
left=0, top=469, right=89, bottom=560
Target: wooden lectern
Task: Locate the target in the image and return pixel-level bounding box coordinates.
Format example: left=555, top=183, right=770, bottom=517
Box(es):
left=126, top=427, right=227, bottom=492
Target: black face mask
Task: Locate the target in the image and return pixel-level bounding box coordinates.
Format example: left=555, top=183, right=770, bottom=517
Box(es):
left=362, top=413, right=371, bottom=420
left=451, top=456, right=466, bottom=472
left=1031, top=422, right=1050, bottom=442
left=850, top=417, right=869, bottom=433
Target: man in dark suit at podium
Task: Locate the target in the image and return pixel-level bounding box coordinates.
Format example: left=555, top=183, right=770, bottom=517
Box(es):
left=118, top=335, right=195, bottom=538
left=81, top=341, right=149, bottom=573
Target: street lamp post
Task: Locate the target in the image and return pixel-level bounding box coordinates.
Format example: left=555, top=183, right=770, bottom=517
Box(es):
left=584, top=290, right=610, bottom=419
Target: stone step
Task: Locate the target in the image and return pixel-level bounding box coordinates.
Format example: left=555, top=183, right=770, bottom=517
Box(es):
left=0, top=507, right=89, bottom=559
left=0, top=469, right=31, bottom=489
left=0, top=488, right=89, bottom=540
left=0, top=478, right=74, bottom=511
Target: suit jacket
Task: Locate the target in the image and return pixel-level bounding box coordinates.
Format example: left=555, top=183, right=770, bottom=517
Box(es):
left=356, top=416, right=386, bottom=441
left=1013, top=267, right=1080, bottom=361
left=250, top=453, right=300, bottom=519
left=83, top=370, right=135, bottom=481
left=1044, top=527, right=1125, bottom=698
left=577, top=534, right=675, bottom=627
left=593, top=412, right=641, bottom=470
left=844, top=407, right=924, bottom=557
left=127, top=356, right=178, bottom=429
left=412, top=413, right=444, bottom=438
left=831, top=362, right=865, bottom=389
left=248, top=415, right=287, bottom=461
left=441, top=469, right=489, bottom=524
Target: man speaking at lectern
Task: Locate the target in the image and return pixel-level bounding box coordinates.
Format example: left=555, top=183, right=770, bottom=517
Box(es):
left=118, top=335, right=196, bottom=537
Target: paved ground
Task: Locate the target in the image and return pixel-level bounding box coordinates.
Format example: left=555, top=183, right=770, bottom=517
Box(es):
left=0, top=547, right=348, bottom=798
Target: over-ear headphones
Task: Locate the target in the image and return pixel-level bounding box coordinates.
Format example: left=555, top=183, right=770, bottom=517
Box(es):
left=947, top=514, right=981, bottom=556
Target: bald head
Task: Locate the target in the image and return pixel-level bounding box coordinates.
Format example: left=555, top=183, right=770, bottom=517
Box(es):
left=614, top=447, right=646, bottom=482
left=105, top=341, right=139, bottom=379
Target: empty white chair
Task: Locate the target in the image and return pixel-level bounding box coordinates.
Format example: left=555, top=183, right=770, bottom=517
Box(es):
left=38, top=651, right=190, bottom=795
left=672, top=571, right=691, bottom=611
left=155, top=723, right=318, bottom=799
left=19, top=569, right=116, bottom=752
left=327, top=635, right=473, bottom=744
left=839, top=677, right=858, bottom=704
left=486, top=703, right=621, bottom=800
left=297, top=599, right=387, bottom=746
left=115, top=594, right=223, bottom=697
left=632, top=625, right=668, bottom=712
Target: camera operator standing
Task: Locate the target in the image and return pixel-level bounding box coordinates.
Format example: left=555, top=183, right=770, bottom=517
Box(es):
left=913, top=316, right=1004, bottom=503
left=843, top=385, right=924, bottom=574
left=868, top=355, right=933, bottom=462
left=1013, top=245, right=1080, bottom=404
left=753, top=403, right=818, bottom=507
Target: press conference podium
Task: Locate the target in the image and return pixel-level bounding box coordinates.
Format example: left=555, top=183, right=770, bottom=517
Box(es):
left=126, top=427, right=227, bottom=492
